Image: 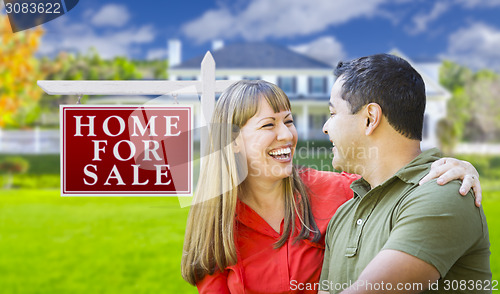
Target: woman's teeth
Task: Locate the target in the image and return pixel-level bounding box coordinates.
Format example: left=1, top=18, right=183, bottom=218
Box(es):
left=268, top=147, right=291, bottom=159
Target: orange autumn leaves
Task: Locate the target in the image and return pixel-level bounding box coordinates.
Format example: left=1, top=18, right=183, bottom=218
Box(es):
left=0, top=14, right=43, bottom=127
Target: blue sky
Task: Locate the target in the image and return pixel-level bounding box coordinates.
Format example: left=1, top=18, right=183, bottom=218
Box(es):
left=8, top=0, right=500, bottom=71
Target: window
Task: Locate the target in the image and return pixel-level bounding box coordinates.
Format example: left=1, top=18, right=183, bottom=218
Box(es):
left=243, top=76, right=260, bottom=80
left=177, top=76, right=197, bottom=81
left=309, top=114, right=328, bottom=130
left=309, top=77, right=327, bottom=94
left=278, top=77, right=296, bottom=94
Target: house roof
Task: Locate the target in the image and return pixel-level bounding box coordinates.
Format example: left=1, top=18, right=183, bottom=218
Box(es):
left=171, top=42, right=332, bottom=70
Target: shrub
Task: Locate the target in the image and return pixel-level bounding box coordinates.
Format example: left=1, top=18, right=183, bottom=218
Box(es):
left=0, top=157, right=30, bottom=174
left=0, top=157, right=30, bottom=189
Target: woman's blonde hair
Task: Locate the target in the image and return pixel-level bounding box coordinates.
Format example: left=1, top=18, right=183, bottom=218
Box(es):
left=181, top=80, right=320, bottom=285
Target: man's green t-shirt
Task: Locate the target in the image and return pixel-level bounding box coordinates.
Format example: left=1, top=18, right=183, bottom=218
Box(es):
left=319, top=149, right=491, bottom=293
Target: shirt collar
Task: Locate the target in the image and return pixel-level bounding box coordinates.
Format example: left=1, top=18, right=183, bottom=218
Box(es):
left=235, top=199, right=282, bottom=238
left=350, top=148, right=443, bottom=199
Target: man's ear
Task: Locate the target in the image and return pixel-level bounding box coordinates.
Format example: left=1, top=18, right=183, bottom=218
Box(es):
left=365, top=103, right=382, bottom=136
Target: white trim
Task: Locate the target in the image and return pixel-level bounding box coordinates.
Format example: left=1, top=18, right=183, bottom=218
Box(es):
left=170, top=68, right=332, bottom=77
left=38, top=80, right=238, bottom=95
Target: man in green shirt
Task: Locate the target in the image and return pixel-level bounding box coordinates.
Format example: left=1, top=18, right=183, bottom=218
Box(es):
left=319, top=54, right=491, bottom=293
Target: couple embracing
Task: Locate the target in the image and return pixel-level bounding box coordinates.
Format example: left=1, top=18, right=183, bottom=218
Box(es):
left=182, top=54, right=491, bottom=294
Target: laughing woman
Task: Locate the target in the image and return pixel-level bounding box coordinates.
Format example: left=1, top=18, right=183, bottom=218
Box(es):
left=181, top=80, right=481, bottom=294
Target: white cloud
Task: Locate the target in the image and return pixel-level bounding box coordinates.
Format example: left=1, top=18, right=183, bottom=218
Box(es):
left=38, top=16, right=155, bottom=59
left=407, top=2, right=449, bottom=34
left=181, top=0, right=388, bottom=43
left=146, top=48, right=168, bottom=60
left=90, top=4, right=130, bottom=28
left=454, top=0, right=500, bottom=8
left=289, top=36, right=346, bottom=66
left=444, top=22, right=500, bottom=71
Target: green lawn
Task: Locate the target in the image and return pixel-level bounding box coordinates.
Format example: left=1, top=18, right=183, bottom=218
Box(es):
left=2, top=188, right=499, bottom=293
left=0, top=190, right=197, bottom=294
left=482, top=185, right=500, bottom=285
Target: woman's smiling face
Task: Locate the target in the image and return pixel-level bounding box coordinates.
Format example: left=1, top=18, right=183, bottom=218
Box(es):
left=238, top=97, right=298, bottom=181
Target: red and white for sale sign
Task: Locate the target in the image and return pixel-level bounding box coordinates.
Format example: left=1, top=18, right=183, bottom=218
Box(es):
left=60, top=105, right=192, bottom=196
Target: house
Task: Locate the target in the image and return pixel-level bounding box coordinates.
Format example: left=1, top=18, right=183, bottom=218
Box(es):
left=168, top=40, right=450, bottom=148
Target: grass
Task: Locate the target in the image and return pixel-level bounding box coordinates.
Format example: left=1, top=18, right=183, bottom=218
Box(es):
left=1, top=152, right=499, bottom=293
left=2, top=188, right=499, bottom=293
left=0, top=190, right=197, bottom=294
left=481, top=185, right=500, bottom=282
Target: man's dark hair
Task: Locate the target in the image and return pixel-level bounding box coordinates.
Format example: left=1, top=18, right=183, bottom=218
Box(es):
left=334, top=53, right=426, bottom=140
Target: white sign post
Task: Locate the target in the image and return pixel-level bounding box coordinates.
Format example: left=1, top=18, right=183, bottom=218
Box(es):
left=38, top=51, right=237, bottom=161
left=39, top=52, right=238, bottom=202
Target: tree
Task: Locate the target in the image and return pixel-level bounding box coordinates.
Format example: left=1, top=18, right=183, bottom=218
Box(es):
left=438, top=61, right=473, bottom=150
left=39, top=49, right=143, bottom=108
left=463, top=72, right=500, bottom=142
left=134, top=59, right=168, bottom=80
left=439, top=60, right=500, bottom=145
left=0, top=14, right=44, bottom=127
left=440, top=60, right=473, bottom=92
